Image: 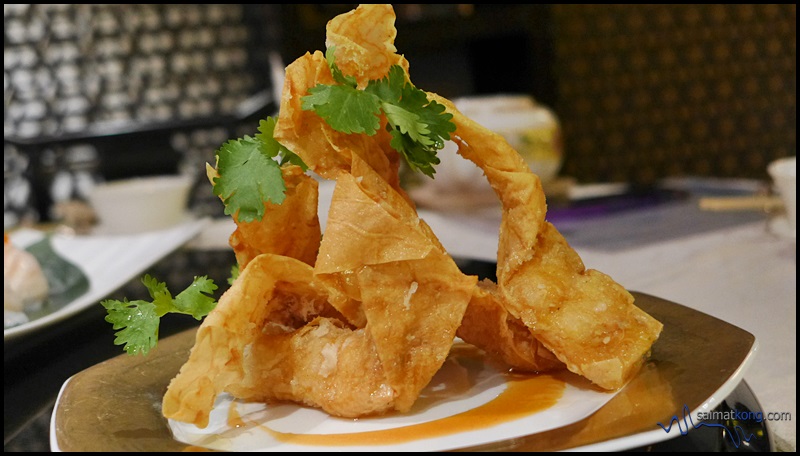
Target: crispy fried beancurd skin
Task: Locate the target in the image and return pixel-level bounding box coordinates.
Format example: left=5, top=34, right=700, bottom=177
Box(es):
left=315, top=156, right=437, bottom=329
left=205, top=164, right=321, bottom=269
left=164, top=156, right=476, bottom=426
left=228, top=166, right=321, bottom=268
left=164, top=5, right=474, bottom=428
left=316, top=154, right=477, bottom=411
left=163, top=158, right=476, bottom=425
left=326, top=3, right=409, bottom=88
left=457, top=279, right=564, bottom=372
left=162, top=254, right=335, bottom=428
left=163, top=4, right=663, bottom=429
left=231, top=317, right=395, bottom=418
left=273, top=6, right=408, bottom=199
left=429, top=93, right=663, bottom=390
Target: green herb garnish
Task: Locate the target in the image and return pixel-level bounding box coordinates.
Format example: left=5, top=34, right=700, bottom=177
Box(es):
left=211, top=117, right=306, bottom=223
left=302, top=48, right=455, bottom=177
left=101, top=275, right=218, bottom=356
left=227, top=264, right=240, bottom=286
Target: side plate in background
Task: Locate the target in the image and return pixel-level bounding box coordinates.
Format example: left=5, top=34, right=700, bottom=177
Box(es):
left=4, top=218, right=209, bottom=341
left=11, top=236, right=90, bottom=326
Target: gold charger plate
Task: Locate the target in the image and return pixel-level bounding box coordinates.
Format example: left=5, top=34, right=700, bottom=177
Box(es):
left=50, top=292, right=757, bottom=452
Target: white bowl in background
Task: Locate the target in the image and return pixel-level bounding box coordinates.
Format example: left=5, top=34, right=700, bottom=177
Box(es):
left=88, top=175, right=193, bottom=234
left=767, top=156, right=796, bottom=232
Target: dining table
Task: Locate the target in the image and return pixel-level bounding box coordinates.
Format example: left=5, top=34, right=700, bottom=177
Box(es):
left=3, top=175, right=795, bottom=452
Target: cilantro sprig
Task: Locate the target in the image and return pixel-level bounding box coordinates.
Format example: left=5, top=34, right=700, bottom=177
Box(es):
left=301, top=48, right=455, bottom=177
left=228, top=264, right=240, bottom=286
left=101, top=275, right=218, bottom=356
left=212, top=117, right=307, bottom=223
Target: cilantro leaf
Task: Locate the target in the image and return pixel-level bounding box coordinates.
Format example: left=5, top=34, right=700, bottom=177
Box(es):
left=382, top=103, right=432, bottom=147
left=212, top=135, right=286, bottom=223
left=228, top=264, right=240, bottom=286
left=301, top=46, right=383, bottom=134
left=102, top=299, right=159, bottom=356
left=173, top=275, right=218, bottom=319
left=395, top=83, right=454, bottom=151
left=388, top=128, right=440, bottom=177
left=366, top=64, right=405, bottom=102
left=101, top=275, right=218, bottom=356
left=325, top=47, right=357, bottom=87
left=302, top=84, right=382, bottom=135
left=374, top=71, right=454, bottom=177
left=300, top=54, right=455, bottom=177
left=211, top=116, right=307, bottom=223
left=142, top=273, right=173, bottom=316
left=255, top=117, right=307, bottom=170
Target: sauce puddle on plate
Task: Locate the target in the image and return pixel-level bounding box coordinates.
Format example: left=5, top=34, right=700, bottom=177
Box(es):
left=224, top=343, right=565, bottom=447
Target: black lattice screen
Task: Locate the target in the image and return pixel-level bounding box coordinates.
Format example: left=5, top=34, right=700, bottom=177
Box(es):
left=4, top=4, right=282, bottom=225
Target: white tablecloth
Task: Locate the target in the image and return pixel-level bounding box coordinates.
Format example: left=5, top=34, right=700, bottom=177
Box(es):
left=194, top=179, right=796, bottom=451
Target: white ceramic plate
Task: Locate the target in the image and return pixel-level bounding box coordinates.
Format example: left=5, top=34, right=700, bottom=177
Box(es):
left=48, top=293, right=761, bottom=452
left=167, top=341, right=621, bottom=452
left=4, top=217, right=209, bottom=341
left=164, top=335, right=757, bottom=452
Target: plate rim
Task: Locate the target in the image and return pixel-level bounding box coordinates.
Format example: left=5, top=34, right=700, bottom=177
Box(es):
left=568, top=337, right=759, bottom=452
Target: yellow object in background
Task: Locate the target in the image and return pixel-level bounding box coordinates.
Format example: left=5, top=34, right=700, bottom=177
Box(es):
left=456, top=94, right=563, bottom=183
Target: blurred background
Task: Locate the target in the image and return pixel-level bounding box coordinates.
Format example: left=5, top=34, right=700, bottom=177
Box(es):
left=4, top=4, right=796, bottom=229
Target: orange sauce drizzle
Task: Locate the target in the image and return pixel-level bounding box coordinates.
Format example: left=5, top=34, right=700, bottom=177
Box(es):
left=225, top=344, right=565, bottom=447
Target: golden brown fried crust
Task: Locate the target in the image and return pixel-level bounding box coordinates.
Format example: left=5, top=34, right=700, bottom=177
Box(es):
left=437, top=96, right=663, bottom=390
left=164, top=5, right=663, bottom=429
left=315, top=154, right=477, bottom=411
left=229, top=166, right=321, bottom=269
left=162, top=254, right=328, bottom=428
left=231, top=317, right=396, bottom=418
left=457, top=279, right=563, bottom=373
